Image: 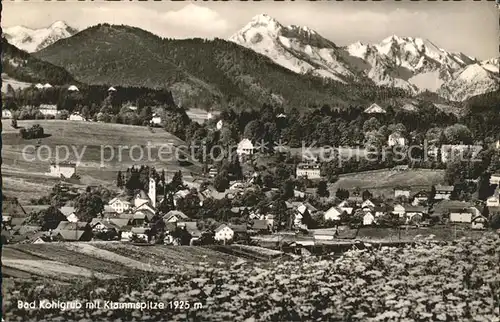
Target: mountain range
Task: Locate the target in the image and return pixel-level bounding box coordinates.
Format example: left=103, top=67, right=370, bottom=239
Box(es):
left=229, top=14, right=499, bottom=102
left=2, top=15, right=498, bottom=105
left=3, top=21, right=78, bottom=53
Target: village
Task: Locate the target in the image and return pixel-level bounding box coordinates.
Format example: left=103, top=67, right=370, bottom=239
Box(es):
left=2, top=131, right=499, bottom=248
left=2, top=84, right=500, bottom=251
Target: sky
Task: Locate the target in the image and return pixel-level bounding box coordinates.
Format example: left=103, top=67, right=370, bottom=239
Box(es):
left=3, top=0, right=499, bottom=60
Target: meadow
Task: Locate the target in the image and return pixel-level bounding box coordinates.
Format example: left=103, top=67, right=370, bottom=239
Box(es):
left=1, top=119, right=203, bottom=201
left=330, top=168, right=445, bottom=197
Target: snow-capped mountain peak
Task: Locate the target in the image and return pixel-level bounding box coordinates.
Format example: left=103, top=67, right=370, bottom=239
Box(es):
left=229, top=14, right=358, bottom=83
left=50, top=20, right=70, bottom=29
left=3, top=21, right=77, bottom=52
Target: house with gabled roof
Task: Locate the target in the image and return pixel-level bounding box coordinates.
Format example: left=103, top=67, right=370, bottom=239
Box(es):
left=59, top=206, right=78, bottom=222
left=324, top=206, right=343, bottom=222
left=435, top=185, right=454, bottom=200
left=163, top=210, right=189, bottom=223
left=412, top=190, right=428, bottom=206
left=363, top=212, right=375, bottom=226
left=53, top=228, right=92, bottom=242
left=236, top=139, right=254, bottom=158
left=178, top=221, right=202, bottom=240
left=251, top=220, right=271, bottom=233
left=108, top=197, right=132, bottom=214
left=364, top=103, right=386, bottom=114
left=90, top=218, right=120, bottom=233
left=394, top=186, right=411, bottom=198
left=404, top=205, right=427, bottom=222
left=29, top=231, right=52, bottom=244
left=486, top=192, right=500, bottom=207
left=214, top=224, right=234, bottom=242
left=388, top=132, right=406, bottom=147
left=490, top=174, right=500, bottom=186
left=401, top=103, right=417, bottom=112
left=361, top=199, right=376, bottom=210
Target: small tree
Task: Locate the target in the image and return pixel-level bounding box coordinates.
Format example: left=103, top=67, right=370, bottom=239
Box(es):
left=116, top=171, right=124, bottom=188
left=214, top=171, right=229, bottom=192
left=316, top=181, right=330, bottom=198
left=11, top=118, right=17, bottom=129
left=490, top=213, right=500, bottom=229
left=74, top=191, right=104, bottom=222
left=335, top=188, right=349, bottom=201
left=169, top=170, right=185, bottom=192
left=362, top=189, right=373, bottom=201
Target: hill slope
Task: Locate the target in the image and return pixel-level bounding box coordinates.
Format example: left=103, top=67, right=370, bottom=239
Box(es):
left=1, top=38, right=76, bottom=86
left=35, top=24, right=408, bottom=110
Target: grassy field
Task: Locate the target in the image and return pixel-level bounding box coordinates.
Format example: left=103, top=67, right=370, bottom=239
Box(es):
left=2, top=242, right=273, bottom=282
left=1, top=73, right=32, bottom=92
left=330, top=168, right=445, bottom=197
left=2, top=119, right=203, bottom=201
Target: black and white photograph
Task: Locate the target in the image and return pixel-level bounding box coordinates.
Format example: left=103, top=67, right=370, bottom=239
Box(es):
left=1, top=0, right=500, bottom=320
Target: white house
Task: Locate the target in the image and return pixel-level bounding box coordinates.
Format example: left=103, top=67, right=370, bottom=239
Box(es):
left=39, top=104, right=59, bottom=116
left=394, top=187, right=411, bottom=198
left=401, top=103, right=417, bottom=112
left=151, top=113, right=162, bottom=125
left=296, top=163, right=321, bottom=179
left=134, top=202, right=156, bottom=216
left=207, top=112, right=213, bottom=120
left=338, top=200, right=356, bottom=214
left=495, top=140, right=500, bottom=150
left=108, top=86, right=117, bottom=92
left=216, top=120, right=223, bottom=130
left=435, top=185, right=454, bottom=200
left=393, top=204, right=406, bottom=217
left=277, top=113, right=287, bottom=118
left=363, top=212, right=375, bottom=226
left=214, top=224, right=234, bottom=242
left=490, top=174, right=500, bottom=186
left=449, top=208, right=473, bottom=223
left=412, top=191, right=428, bottom=206
left=388, top=132, right=406, bottom=147
left=364, top=103, right=386, bottom=114
left=69, top=113, right=85, bottom=121
left=68, top=85, right=79, bottom=92
left=43, top=83, right=52, bottom=89
left=108, top=197, right=132, bottom=214
left=324, top=206, right=343, bottom=221
left=2, top=109, right=12, bottom=119
left=35, top=83, right=44, bottom=89
left=486, top=194, right=500, bottom=207
left=163, top=210, right=189, bottom=223
left=48, top=162, right=76, bottom=178
left=361, top=199, right=376, bottom=209
left=237, top=139, right=254, bottom=157
left=60, top=207, right=78, bottom=222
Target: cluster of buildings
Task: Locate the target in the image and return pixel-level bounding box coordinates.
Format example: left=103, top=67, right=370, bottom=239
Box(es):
left=320, top=184, right=493, bottom=230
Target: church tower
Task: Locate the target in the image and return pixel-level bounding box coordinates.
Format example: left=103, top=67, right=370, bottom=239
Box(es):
left=148, top=177, right=156, bottom=208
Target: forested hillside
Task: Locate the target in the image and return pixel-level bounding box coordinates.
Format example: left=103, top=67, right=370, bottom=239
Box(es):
left=1, top=38, right=75, bottom=85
